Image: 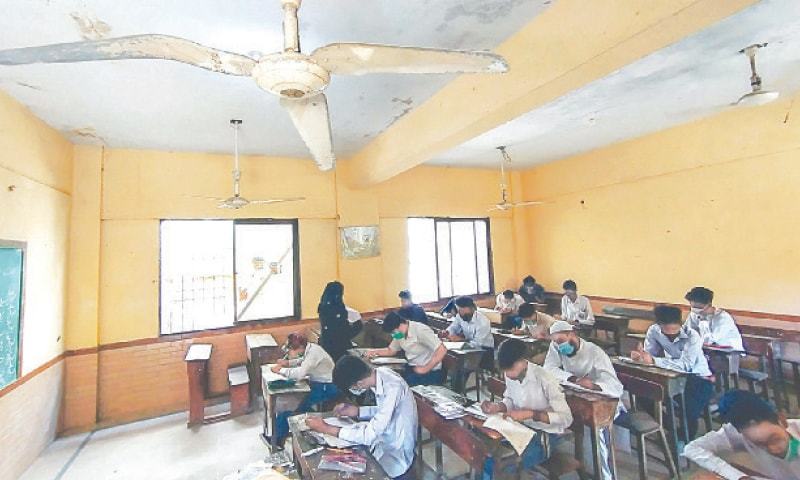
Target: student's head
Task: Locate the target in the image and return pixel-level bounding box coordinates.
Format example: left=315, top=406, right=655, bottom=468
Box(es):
left=502, top=289, right=514, bottom=300
left=518, top=303, right=536, bottom=320
left=718, top=390, right=792, bottom=459
left=654, top=305, right=683, bottom=340
left=398, top=289, right=413, bottom=307
left=381, top=311, right=410, bottom=339
left=523, top=275, right=535, bottom=286
left=685, top=287, right=714, bottom=314
left=321, top=281, right=344, bottom=305
left=563, top=280, right=578, bottom=301
left=455, top=296, right=476, bottom=321
left=497, top=339, right=529, bottom=381
left=549, top=321, right=579, bottom=356
left=333, top=355, right=374, bottom=395
left=284, top=332, right=308, bottom=356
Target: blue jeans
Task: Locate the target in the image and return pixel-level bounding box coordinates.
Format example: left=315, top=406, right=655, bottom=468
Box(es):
left=274, top=382, right=339, bottom=444
left=482, top=432, right=558, bottom=479
left=403, top=366, right=444, bottom=386
left=684, top=375, right=714, bottom=439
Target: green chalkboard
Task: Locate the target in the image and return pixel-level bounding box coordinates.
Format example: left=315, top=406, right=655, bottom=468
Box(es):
left=0, top=247, right=23, bottom=389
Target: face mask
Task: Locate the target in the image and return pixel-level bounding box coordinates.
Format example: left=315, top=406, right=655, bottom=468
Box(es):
left=690, top=307, right=705, bottom=315
left=664, top=333, right=680, bottom=342
left=557, top=341, right=575, bottom=356
left=785, top=436, right=800, bottom=461
left=461, top=313, right=473, bottom=322
left=349, top=386, right=367, bottom=396
left=391, top=331, right=405, bottom=340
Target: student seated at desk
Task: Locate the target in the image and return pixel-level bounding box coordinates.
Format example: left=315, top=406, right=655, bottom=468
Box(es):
left=270, top=333, right=339, bottom=449
left=367, top=311, right=447, bottom=386
left=439, top=296, right=495, bottom=371
left=543, top=320, right=623, bottom=480
left=684, top=286, right=744, bottom=351
left=685, top=390, right=800, bottom=479
left=496, top=289, right=526, bottom=329
left=519, top=275, right=546, bottom=304
left=480, top=339, right=573, bottom=472
left=560, top=280, right=595, bottom=325
left=631, top=305, right=714, bottom=440
left=513, top=303, right=556, bottom=340
left=398, top=289, right=428, bottom=325
left=305, top=355, right=418, bottom=480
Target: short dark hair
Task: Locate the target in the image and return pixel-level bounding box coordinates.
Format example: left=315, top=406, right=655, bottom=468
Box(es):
left=454, top=296, right=475, bottom=309
left=523, top=276, right=535, bottom=284
left=518, top=303, right=535, bottom=318
left=333, top=355, right=371, bottom=392
left=685, top=286, right=714, bottom=305
left=654, top=305, right=682, bottom=325
left=563, top=279, right=577, bottom=291
left=502, top=289, right=514, bottom=299
left=497, top=339, right=527, bottom=370
left=381, top=311, right=407, bottom=333
left=717, top=390, right=779, bottom=431
left=398, top=290, right=412, bottom=300
left=286, top=332, right=308, bottom=350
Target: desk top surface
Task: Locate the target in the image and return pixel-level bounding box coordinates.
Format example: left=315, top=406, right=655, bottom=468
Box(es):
left=185, top=343, right=212, bottom=361
left=246, top=333, right=279, bottom=349
left=611, top=357, right=687, bottom=379
left=261, top=365, right=311, bottom=394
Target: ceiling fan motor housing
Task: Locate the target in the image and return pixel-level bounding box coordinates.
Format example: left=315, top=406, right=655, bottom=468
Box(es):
left=252, top=52, right=330, bottom=99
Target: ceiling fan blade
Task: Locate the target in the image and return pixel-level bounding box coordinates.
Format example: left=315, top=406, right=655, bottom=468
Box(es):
left=280, top=94, right=335, bottom=171
left=0, top=34, right=256, bottom=76
left=311, top=43, right=508, bottom=76
left=248, top=197, right=306, bottom=204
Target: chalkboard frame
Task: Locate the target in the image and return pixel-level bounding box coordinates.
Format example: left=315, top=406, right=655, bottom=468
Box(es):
left=0, top=239, right=26, bottom=382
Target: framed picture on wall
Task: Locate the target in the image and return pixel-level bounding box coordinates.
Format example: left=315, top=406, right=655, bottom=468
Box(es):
left=340, top=226, right=380, bottom=259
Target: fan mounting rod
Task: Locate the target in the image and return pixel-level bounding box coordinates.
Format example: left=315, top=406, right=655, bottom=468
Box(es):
left=230, top=119, right=243, bottom=197
left=281, top=0, right=301, bottom=53
left=496, top=146, right=510, bottom=204
left=740, top=43, right=768, bottom=93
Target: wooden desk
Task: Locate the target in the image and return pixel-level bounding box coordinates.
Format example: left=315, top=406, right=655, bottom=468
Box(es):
left=347, top=348, right=408, bottom=372
left=246, top=333, right=281, bottom=400
left=261, top=365, right=311, bottom=450
left=611, top=357, right=689, bottom=469
left=703, top=345, right=743, bottom=391
left=562, top=385, right=619, bottom=480
left=478, top=307, right=503, bottom=326
left=444, top=345, right=486, bottom=396
left=491, top=328, right=548, bottom=358
left=185, top=343, right=212, bottom=426
left=591, top=314, right=630, bottom=355
left=287, top=413, right=389, bottom=480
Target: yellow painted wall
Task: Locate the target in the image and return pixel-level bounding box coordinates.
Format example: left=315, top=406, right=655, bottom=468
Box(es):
left=91, top=149, right=518, bottom=344
left=0, top=91, right=72, bottom=373
left=520, top=93, right=800, bottom=315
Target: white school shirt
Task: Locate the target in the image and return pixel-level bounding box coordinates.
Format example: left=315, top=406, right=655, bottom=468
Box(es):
left=279, top=343, right=334, bottom=383
left=543, top=339, right=624, bottom=398
left=388, top=321, right=444, bottom=370
left=446, top=310, right=495, bottom=349
left=502, top=362, right=573, bottom=434
left=684, top=308, right=744, bottom=351
left=561, top=295, right=595, bottom=324
left=496, top=293, right=526, bottom=313
left=338, top=368, right=418, bottom=477
left=644, top=324, right=712, bottom=377
left=346, top=306, right=362, bottom=323
left=684, top=420, right=800, bottom=480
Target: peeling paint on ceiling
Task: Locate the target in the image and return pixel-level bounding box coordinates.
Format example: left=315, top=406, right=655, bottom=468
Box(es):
left=431, top=0, right=800, bottom=169
left=0, top=0, right=550, bottom=158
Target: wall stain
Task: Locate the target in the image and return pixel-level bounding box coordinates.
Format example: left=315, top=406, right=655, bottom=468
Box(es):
left=67, top=126, right=106, bottom=145
left=70, top=12, right=112, bottom=40
left=15, top=81, right=42, bottom=91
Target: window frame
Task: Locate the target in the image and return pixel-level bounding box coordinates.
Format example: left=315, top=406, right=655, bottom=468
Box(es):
left=158, top=218, right=301, bottom=336
left=411, top=217, right=494, bottom=301
left=0, top=239, right=26, bottom=384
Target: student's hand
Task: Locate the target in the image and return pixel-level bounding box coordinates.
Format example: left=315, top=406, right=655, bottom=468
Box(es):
left=503, top=410, right=531, bottom=422
left=305, top=416, right=327, bottom=432
left=366, top=350, right=380, bottom=359
left=638, top=350, right=654, bottom=365
left=481, top=401, right=504, bottom=414
left=511, top=329, right=525, bottom=336
left=575, top=377, right=601, bottom=391
left=438, top=331, right=450, bottom=340
left=413, top=365, right=429, bottom=375
left=333, top=403, right=359, bottom=418
left=271, top=364, right=283, bottom=373
left=276, top=359, right=290, bottom=367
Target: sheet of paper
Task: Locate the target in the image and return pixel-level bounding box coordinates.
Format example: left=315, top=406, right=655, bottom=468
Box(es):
left=483, top=414, right=535, bottom=455
left=464, top=404, right=488, bottom=420
left=560, top=381, right=620, bottom=398
left=443, top=342, right=466, bottom=350
left=371, top=357, right=407, bottom=365
left=261, top=365, right=288, bottom=383
left=324, top=417, right=356, bottom=428
left=308, top=431, right=357, bottom=448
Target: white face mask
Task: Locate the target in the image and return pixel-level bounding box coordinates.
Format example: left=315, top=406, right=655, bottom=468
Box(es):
left=349, top=384, right=367, bottom=396
left=690, top=307, right=705, bottom=315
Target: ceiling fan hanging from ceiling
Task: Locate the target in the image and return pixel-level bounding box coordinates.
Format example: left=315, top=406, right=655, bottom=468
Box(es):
left=489, top=146, right=544, bottom=212
left=0, top=0, right=509, bottom=171
left=203, top=119, right=304, bottom=209
left=734, top=43, right=779, bottom=107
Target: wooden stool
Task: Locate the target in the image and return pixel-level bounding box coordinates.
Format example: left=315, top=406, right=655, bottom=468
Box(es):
left=228, top=364, right=251, bottom=417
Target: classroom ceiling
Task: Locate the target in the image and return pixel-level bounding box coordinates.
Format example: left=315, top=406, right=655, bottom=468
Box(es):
left=0, top=0, right=550, bottom=156
left=430, top=0, right=800, bottom=169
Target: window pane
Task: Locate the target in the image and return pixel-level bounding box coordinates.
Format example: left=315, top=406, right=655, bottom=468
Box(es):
left=475, top=220, right=490, bottom=293
left=435, top=221, right=453, bottom=299
left=407, top=218, right=438, bottom=303
left=160, top=221, right=233, bottom=334
left=235, top=223, right=295, bottom=321
left=450, top=221, right=478, bottom=296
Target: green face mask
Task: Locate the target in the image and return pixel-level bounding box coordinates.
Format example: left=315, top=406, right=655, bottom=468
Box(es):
left=785, top=436, right=800, bottom=461
left=391, top=331, right=405, bottom=340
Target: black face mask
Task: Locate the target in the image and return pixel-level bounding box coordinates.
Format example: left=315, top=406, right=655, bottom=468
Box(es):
left=461, top=313, right=473, bottom=322
left=664, top=333, right=680, bottom=342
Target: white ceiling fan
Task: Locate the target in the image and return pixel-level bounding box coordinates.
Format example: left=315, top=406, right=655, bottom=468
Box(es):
left=734, top=43, right=779, bottom=107
left=202, top=119, right=304, bottom=209
left=0, top=0, right=509, bottom=172
left=489, top=146, right=544, bottom=212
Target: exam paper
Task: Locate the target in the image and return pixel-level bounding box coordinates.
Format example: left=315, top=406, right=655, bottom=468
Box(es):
left=443, top=342, right=466, bottom=350
left=560, top=381, right=620, bottom=398
left=483, top=414, right=535, bottom=455
left=261, top=365, right=288, bottom=383
left=308, top=431, right=357, bottom=448
left=324, top=417, right=356, bottom=428
left=371, top=357, right=407, bottom=365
